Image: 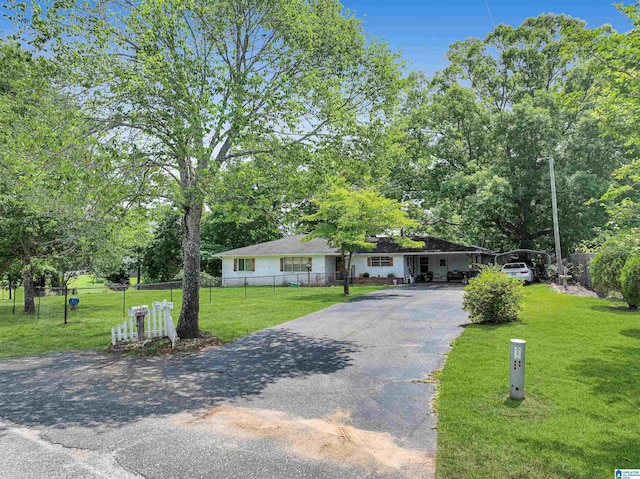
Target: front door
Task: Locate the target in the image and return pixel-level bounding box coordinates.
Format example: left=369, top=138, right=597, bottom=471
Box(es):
left=406, top=256, right=417, bottom=281
left=435, top=257, right=447, bottom=280
left=419, top=256, right=429, bottom=276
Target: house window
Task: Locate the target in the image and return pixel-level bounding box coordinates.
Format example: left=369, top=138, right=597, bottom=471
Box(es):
left=439, top=259, right=446, bottom=267
left=281, top=257, right=312, bottom=272
left=234, top=258, right=255, bottom=272
left=420, top=257, right=429, bottom=271
left=369, top=256, right=393, bottom=267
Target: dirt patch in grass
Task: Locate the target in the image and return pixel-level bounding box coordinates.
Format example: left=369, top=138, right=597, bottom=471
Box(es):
left=108, top=332, right=221, bottom=357
left=173, top=405, right=434, bottom=478
left=550, top=283, right=598, bottom=297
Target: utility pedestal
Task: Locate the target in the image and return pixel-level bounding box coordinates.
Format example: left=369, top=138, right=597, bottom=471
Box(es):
left=509, top=339, right=526, bottom=400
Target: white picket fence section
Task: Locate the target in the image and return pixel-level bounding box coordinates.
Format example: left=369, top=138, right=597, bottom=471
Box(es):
left=111, top=301, right=178, bottom=348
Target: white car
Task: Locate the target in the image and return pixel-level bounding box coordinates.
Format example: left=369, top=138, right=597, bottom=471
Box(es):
left=501, top=263, right=534, bottom=284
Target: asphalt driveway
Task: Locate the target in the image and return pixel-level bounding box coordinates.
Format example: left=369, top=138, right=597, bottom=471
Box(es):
left=0, top=284, right=468, bottom=479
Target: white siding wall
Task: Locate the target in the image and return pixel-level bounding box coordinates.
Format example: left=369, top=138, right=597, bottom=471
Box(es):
left=447, top=255, right=472, bottom=272
left=222, top=255, right=332, bottom=286
left=324, top=256, right=337, bottom=276
left=222, top=252, right=478, bottom=285
left=352, top=255, right=404, bottom=279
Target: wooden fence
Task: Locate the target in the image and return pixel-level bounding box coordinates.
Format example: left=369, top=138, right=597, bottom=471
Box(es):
left=569, top=253, right=596, bottom=289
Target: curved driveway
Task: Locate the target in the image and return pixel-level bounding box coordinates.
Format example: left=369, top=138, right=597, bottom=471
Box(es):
left=0, top=284, right=468, bottom=479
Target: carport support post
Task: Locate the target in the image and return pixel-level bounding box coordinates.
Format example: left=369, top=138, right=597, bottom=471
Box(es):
left=509, top=339, right=526, bottom=400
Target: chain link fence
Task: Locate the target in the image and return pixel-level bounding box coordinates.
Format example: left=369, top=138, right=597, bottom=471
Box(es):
left=0, top=273, right=350, bottom=322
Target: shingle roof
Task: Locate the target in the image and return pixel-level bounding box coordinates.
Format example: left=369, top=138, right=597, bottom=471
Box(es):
left=217, top=234, right=488, bottom=257
left=365, top=236, right=484, bottom=254
left=217, top=235, right=340, bottom=256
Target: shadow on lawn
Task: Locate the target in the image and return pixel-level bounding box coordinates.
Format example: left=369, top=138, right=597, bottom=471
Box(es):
left=0, top=329, right=358, bottom=428
left=517, top=437, right=638, bottom=477
left=621, top=329, right=640, bottom=341
left=588, top=304, right=636, bottom=314
left=573, top=345, right=640, bottom=402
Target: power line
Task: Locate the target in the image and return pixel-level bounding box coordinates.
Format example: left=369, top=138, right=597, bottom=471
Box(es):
left=484, top=0, right=496, bottom=28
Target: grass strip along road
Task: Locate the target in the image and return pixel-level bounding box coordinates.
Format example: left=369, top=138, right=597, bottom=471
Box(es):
left=0, top=285, right=382, bottom=358
left=436, top=284, right=640, bottom=478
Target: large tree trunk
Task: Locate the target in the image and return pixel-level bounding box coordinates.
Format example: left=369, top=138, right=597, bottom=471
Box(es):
left=176, top=198, right=203, bottom=339
left=23, top=264, right=36, bottom=315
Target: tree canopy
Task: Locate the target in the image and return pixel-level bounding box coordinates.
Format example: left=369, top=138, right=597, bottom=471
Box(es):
left=0, top=41, right=148, bottom=313
left=10, top=0, right=403, bottom=335
left=388, top=15, right=624, bottom=254
left=303, top=185, right=422, bottom=295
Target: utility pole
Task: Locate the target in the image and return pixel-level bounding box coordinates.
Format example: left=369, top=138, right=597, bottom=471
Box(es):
left=538, top=156, right=563, bottom=277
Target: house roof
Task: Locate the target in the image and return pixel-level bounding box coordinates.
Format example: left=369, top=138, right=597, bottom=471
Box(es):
left=367, top=236, right=486, bottom=254
left=217, top=235, right=340, bottom=257
left=217, top=234, right=489, bottom=257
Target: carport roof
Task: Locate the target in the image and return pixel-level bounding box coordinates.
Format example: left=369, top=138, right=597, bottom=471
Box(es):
left=217, top=234, right=489, bottom=257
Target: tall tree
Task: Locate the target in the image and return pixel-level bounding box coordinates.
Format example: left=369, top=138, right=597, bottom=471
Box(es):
left=393, top=15, right=623, bottom=252
left=0, top=41, right=147, bottom=314
left=303, top=185, right=422, bottom=295
left=568, top=4, right=640, bottom=232
left=10, top=0, right=402, bottom=337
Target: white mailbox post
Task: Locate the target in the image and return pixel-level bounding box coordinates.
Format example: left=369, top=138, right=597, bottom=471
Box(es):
left=509, top=339, right=526, bottom=400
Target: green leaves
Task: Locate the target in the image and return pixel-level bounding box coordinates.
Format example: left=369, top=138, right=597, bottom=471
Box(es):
left=392, top=14, right=619, bottom=252
left=303, top=185, right=422, bottom=255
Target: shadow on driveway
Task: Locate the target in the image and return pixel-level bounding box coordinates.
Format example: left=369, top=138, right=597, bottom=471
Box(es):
left=0, top=329, right=357, bottom=429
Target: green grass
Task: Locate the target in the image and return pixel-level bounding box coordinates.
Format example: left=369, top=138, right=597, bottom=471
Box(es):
left=67, top=274, right=106, bottom=287
left=0, top=284, right=382, bottom=358
left=436, top=284, right=640, bottom=478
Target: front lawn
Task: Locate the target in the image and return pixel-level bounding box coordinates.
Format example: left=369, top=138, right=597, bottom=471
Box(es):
left=0, top=285, right=382, bottom=358
left=437, top=284, right=640, bottom=478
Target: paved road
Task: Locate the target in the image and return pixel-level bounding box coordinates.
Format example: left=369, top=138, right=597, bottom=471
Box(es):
left=0, top=284, right=468, bottom=479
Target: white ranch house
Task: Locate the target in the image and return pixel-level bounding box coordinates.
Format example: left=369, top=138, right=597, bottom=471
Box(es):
left=217, top=235, right=493, bottom=286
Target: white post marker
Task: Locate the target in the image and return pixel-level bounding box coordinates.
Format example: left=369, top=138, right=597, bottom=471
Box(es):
left=509, top=339, right=526, bottom=400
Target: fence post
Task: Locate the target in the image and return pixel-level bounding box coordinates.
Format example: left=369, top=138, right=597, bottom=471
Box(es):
left=170, top=286, right=173, bottom=302
left=37, top=291, right=41, bottom=319
left=244, top=277, right=247, bottom=299
left=122, top=286, right=126, bottom=318
left=273, top=275, right=276, bottom=295
left=64, top=285, right=68, bottom=324
left=12, top=288, right=16, bottom=315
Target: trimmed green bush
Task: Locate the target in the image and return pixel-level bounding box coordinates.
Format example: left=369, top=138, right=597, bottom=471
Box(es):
left=462, top=266, right=525, bottom=323
left=590, top=248, right=628, bottom=295
left=590, top=230, right=639, bottom=296
left=621, top=254, right=640, bottom=310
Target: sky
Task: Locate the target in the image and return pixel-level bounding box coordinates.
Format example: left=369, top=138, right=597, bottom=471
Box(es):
left=0, top=1, right=634, bottom=76
left=340, top=0, right=634, bottom=75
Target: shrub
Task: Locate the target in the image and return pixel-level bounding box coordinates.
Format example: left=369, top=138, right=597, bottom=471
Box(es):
left=590, top=248, right=628, bottom=295
left=462, top=266, right=525, bottom=323
left=362, top=272, right=370, bottom=278
left=387, top=273, right=395, bottom=278
left=620, top=254, right=640, bottom=310
left=590, top=230, right=639, bottom=296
